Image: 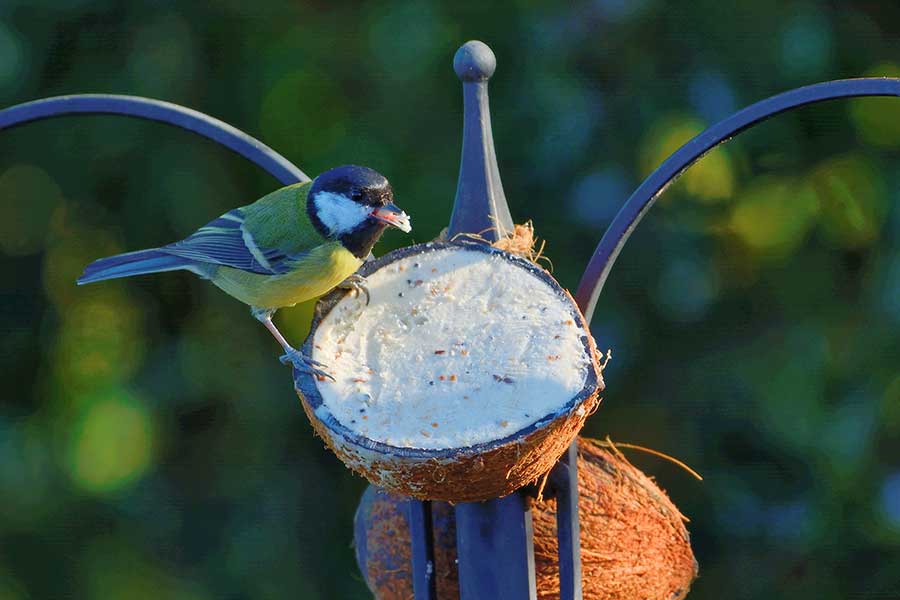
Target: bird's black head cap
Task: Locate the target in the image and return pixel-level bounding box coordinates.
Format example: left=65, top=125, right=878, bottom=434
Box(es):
left=307, top=165, right=402, bottom=259
left=309, top=165, right=393, bottom=207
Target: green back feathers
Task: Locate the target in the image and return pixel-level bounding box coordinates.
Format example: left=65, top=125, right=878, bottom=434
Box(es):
left=240, top=182, right=323, bottom=255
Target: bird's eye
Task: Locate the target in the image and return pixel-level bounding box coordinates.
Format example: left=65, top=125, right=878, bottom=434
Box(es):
left=351, top=191, right=364, bottom=201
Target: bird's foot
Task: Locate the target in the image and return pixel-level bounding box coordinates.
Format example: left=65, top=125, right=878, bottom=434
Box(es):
left=337, top=273, right=370, bottom=306
left=280, top=349, right=335, bottom=382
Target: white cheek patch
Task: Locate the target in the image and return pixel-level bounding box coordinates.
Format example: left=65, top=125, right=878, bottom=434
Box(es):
left=314, top=192, right=371, bottom=236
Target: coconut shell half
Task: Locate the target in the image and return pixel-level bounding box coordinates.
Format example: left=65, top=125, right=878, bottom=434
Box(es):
left=354, top=439, right=698, bottom=600
left=294, top=241, right=603, bottom=502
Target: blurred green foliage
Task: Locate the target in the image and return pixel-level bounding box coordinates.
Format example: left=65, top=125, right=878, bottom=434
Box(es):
left=0, top=1, right=899, bottom=599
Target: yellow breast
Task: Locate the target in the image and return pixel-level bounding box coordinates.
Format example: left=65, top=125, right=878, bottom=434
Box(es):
left=209, top=242, right=363, bottom=309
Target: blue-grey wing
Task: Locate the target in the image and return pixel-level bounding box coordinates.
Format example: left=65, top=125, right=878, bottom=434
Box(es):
left=161, top=209, right=300, bottom=275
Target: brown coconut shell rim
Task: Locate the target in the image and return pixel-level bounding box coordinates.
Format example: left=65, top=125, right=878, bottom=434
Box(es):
left=293, top=240, right=602, bottom=462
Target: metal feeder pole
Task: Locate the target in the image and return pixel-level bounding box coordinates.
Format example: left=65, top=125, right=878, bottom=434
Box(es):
left=406, top=40, right=584, bottom=600
left=3, top=42, right=900, bottom=600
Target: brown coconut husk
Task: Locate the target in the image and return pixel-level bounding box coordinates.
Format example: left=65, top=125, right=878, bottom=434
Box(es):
left=436, top=220, right=551, bottom=268
left=531, top=440, right=697, bottom=600
left=296, top=240, right=604, bottom=502
left=359, top=438, right=697, bottom=600
left=363, top=493, right=412, bottom=600
left=363, top=493, right=460, bottom=600
left=299, top=380, right=600, bottom=502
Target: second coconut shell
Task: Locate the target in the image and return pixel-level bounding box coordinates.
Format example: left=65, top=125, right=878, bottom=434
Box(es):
left=354, top=439, right=698, bottom=600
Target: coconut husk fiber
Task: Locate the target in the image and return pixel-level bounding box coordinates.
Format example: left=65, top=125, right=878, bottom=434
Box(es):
left=436, top=219, right=549, bottom=267
left=355, top=438, right=698, bottom=599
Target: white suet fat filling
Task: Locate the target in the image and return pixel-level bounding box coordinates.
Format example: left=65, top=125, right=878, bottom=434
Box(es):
left=312, top=247, right=591, bottom=450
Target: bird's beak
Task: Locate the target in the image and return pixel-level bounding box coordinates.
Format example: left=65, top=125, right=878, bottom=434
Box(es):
left=370, top=203, right=412, bottom=233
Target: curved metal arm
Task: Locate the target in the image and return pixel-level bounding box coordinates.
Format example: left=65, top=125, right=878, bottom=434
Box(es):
left=575, top=77, right=900, bottom=322
left=0, top=94, right=309, bottom=185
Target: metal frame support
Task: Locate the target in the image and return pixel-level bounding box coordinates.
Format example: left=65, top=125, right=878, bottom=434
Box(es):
left=550, top=442, right=582, bottom=600
left=445, top=40, right=542, bottom=600
left=5, top=44, right=899, bottom=600
left=456, top=494, right=538, bottom=599
left=0, top=94, right=308, bottom=186
left=575, top=77, right=900, bottom=321
left=408, top=500, right=438, bottom=599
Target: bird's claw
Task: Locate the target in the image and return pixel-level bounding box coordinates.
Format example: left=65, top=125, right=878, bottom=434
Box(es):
left=280, top=349, right=335, bottom=381
left=338, top=274, right=370, bottom=306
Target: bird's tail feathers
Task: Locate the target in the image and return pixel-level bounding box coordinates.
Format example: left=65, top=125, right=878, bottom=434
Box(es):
left=77, top=248, right=200, bottom=285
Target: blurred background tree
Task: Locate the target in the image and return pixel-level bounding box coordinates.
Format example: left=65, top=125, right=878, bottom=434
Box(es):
left=0, top=1, right=899, bottom=598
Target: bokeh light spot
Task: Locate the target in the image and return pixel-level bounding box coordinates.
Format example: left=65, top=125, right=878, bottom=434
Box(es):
left=640, top=115, right=735, bottom=203
left=127, top=13, right=196, bottom=97
left=654, top=256, right=720, bottom=323
left=568, top=167, right=630, bottom=228
left=812, top=153, right=887, bottom=249
left=0, top=20, right=25, bottom=96
left=42, top=224, right=123, bottom=308
left=821, top=390, right=876, bottom=479
left=726, top=176, right=818, bottom=260
left=530, top=75, right=603, bottom=177
left=67, top=391, right=156, bottom=494
left=778, top=12, right=833, bottom=79
left=689, top=70, right=737, bottom=123
left=52, top=289, right=145, bottom=391
left=369, top=1, right=446, bottom=80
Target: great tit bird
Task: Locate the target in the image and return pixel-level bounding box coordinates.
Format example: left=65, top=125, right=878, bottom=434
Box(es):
left=77, top=165, right=411, bottom=379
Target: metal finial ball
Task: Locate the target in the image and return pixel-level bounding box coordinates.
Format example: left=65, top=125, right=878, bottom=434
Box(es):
left=454, top=41, right=496, bottom=81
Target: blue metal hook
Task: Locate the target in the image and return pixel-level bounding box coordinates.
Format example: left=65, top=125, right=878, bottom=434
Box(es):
left=0, top=94, right=308, bottom=185
left=575, top=77, right=900, bottom=322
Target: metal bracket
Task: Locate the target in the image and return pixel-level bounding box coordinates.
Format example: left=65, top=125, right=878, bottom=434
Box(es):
left=575, top=77, right=900, bottom=322
left=0, top=94, right=308, bottom=185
